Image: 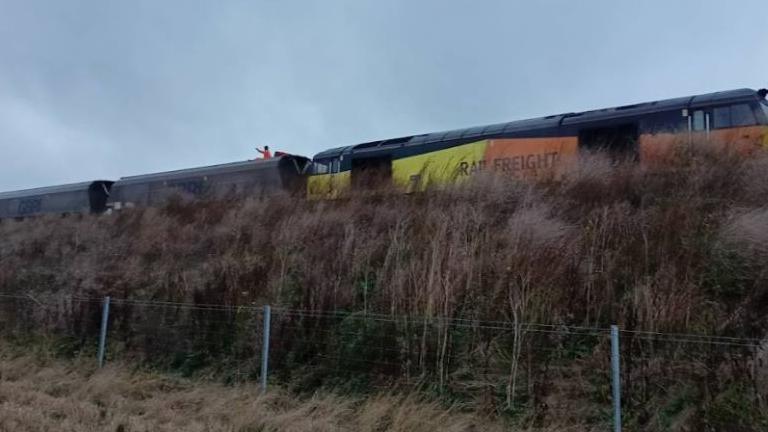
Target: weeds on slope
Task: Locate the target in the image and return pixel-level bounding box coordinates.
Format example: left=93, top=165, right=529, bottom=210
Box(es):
left=0, top=344, right=510, bottom=432
left=2, top=143, right=768, bottom=430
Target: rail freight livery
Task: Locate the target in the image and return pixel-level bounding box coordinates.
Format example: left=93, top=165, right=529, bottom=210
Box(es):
left=0, top=88, right=767, bottom=218
left=307, top=88, right=768, bottom=198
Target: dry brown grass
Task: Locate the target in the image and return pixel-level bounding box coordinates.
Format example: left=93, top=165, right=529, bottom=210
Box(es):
left=0, top=350, right=518, bottom=432
left=2, top=143, right=768, bottom=430
left=1, top=146, right=765, bottom=335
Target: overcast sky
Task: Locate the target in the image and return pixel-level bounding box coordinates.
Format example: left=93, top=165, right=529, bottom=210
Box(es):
left=0, top=0, right=766, bottom=190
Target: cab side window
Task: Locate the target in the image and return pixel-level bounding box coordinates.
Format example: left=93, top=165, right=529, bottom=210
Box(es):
left=713, top=107, right=730, bottom=129
left=731, top=104, right=756, bottom=127
left=692, top=110, right=706, bottom=131
left=712, top=104, right=756, bottom=129
left=313, top=162, right=329, bottom=175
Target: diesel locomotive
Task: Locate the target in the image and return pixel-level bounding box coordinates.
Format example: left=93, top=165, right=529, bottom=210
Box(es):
left=307, top=87, right=768, bottom=198
left=1, top=87, right=766, bottom=218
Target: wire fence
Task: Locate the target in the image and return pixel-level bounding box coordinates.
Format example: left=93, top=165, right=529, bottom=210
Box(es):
left=0, top=292, right=764, bottom=429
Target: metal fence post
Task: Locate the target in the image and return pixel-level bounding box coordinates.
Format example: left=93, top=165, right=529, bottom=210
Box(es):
left=260, top=304, right=271, bottom=391
left=611, top=325, right=622, bottom=432
left=97, top=296, right=111, bottom=368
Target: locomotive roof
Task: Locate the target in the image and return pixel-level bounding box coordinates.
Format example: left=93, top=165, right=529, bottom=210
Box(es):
left=313, top=88, right=762, bottom=160
left=0, top=180, right=113, bottom=200
left=114, top=157, right=286, bottom=185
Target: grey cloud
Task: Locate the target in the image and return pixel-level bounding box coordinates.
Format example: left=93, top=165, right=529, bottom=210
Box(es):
left=0, top=0, right=766, bottom=190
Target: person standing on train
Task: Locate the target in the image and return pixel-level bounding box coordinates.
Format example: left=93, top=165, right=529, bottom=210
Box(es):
left=256, top=146, right=272, bottom=159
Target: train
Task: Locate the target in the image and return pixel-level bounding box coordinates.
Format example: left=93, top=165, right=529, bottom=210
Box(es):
left=0, top=157, right=310, bottom=219
left=1, top=87, right=767, bottom=218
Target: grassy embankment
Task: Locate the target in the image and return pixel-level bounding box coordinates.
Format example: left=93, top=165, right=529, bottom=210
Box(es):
left=2, top=144, right=768, bottom=430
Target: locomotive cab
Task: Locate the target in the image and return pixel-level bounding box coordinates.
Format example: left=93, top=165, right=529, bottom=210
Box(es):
left=684, top=90, right=768, bottom=152
left=307, top=147, right=352, bottom=199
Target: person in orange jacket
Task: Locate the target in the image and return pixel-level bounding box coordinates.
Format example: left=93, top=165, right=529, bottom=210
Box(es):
left=256, top=145, right=272, bottom=159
